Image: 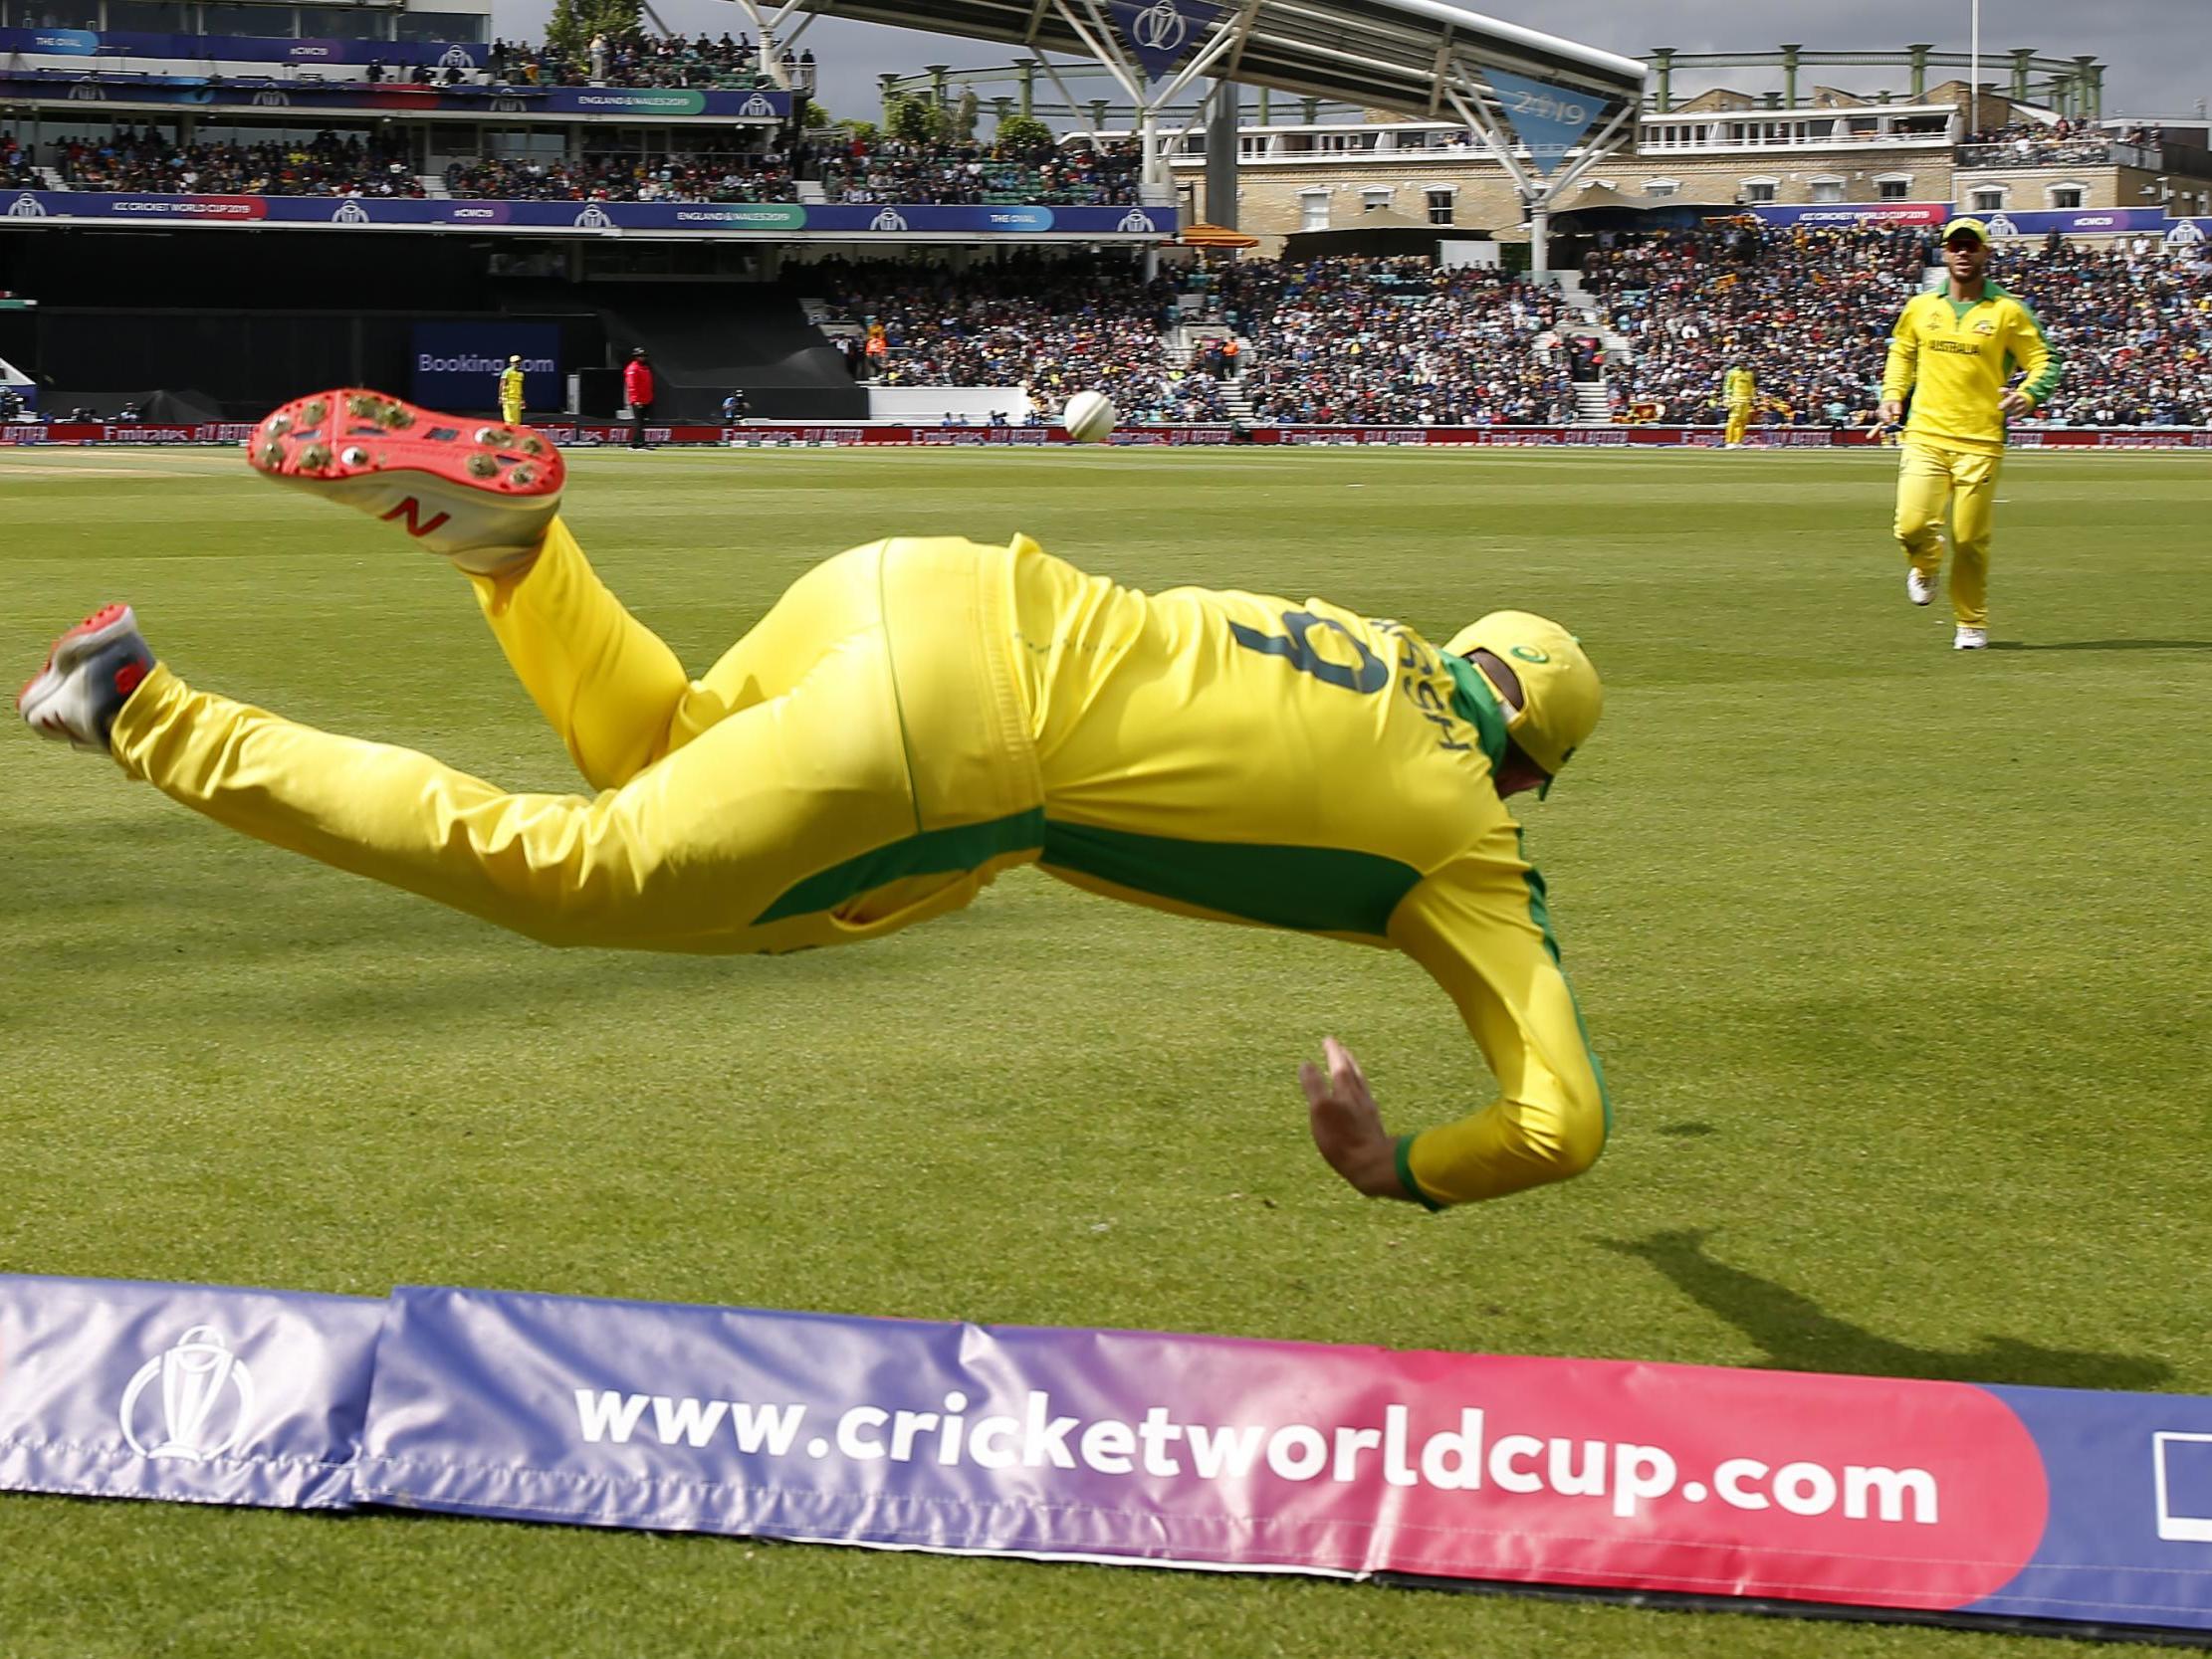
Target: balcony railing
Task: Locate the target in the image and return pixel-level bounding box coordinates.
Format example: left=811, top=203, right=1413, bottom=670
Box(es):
left=1956, top=139, right=2158, bottom=169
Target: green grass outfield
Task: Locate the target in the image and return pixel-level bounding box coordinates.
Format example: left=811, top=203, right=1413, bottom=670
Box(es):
left=2, top=444, right=2208, bottom=1658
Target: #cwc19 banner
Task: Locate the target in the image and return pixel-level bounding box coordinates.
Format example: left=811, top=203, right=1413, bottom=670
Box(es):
left=6, top=1272, right=2212, bottom=1638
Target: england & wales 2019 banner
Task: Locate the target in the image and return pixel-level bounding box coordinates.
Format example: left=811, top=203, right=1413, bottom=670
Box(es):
left=5, top=1272, right=2212, bottom=1637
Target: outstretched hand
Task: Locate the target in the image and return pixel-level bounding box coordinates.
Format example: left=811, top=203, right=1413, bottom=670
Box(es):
left=1299, top=1037, right=1415, bottom=1201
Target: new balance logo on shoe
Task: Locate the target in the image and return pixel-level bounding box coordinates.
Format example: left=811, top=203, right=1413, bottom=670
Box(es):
left=381, top=498, right=453, bottom=539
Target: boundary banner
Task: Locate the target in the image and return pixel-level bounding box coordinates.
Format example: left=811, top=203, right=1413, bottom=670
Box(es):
left=0, top=1274, right=381, bottom=1509
left=0, top=190, right=1173, bottom=239
left=7, top=421, right=2212, bottom=451
left=3, top=1274, right=2212, bottom=1637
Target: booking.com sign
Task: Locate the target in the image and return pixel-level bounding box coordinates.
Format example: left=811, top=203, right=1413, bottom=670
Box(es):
left=410, top=322, right=560, bottom=411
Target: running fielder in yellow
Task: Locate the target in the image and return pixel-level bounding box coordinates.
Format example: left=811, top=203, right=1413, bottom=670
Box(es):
left=1879, top=218, right=2061, bottom=648
left=1721, top=361, right=1757, bottom=448
left=17, top=387, right=1610, bottom=1212
left=498, top=353, right=526, bottom=427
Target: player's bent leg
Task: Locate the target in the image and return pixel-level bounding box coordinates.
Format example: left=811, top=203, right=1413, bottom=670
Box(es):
left=1946, top=450, right=2000, bottom=631
left=247, top=387, right=561, bottom=577
left=470, top=517, right=696, bottom=791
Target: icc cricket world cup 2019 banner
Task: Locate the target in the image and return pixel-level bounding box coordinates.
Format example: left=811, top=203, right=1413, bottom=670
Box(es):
left=0, top=1275, right=381, bottom=1507
left=7, top=1274, right=2212, bottom=1636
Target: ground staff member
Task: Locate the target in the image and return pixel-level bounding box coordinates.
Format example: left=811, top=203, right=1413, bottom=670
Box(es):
left=1879, top=218, right=2062, bottom=649
left=19, top=385, right=1611, bottom=1214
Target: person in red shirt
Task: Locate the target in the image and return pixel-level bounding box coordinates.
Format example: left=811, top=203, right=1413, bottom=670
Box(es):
left=622, top=347, right=655, bottom=449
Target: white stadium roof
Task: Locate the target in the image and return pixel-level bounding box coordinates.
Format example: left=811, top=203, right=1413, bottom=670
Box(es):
left=792, top=0, right=1645, bottom=122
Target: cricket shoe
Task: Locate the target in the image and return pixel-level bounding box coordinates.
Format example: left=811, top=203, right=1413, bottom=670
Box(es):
left=246, top=388, right=563, bottom=576
left=1954, top=626, right=1988, bottom=650
left=18, top=603, right=152, bottom=752
left=1906, top=569, right=1935, bottom=606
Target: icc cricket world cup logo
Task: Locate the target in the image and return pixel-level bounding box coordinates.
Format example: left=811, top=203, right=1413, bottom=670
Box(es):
left=118, top=1325, right=257, bottom=1462
left=1132, top=1, right=1189, bottom=53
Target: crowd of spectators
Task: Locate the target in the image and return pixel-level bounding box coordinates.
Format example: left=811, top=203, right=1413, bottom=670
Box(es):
left=465, top=31, right=809, bottom=93
left=1583, top=220, right=2212, bottom=428
left=1222, top=257, right=1577, bottom=425
left=815, top=138, right=1142, bottom=208
left=2003, top=238, right=2212, bottom=425
left=444, top=149, right=795, bottom=204
left=804, top=254, right=1228, bottom=422
left=1582, top=222, right=1925, bottom=425
left=2, top=130, right=40, bottom=188
left=48, top=126, right=422, bottom=196
left=1957, top=117, right=2133, bottom=167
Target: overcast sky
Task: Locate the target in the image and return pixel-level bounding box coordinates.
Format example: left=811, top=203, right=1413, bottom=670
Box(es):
left=486, top=0, right=2209, bottom=123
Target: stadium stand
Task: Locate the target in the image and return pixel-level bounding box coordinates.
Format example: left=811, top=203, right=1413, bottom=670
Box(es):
left=445, top=151, right=797, bottom=204
left=48, top=128, right=424, bottom=197
left=1584, top=222, right=2212, bottom=428
left=1222, top=257, right=1578, bottom=426
left=815, top=140, right=1143, bottom=208
left=802, top=253, right=1223, bottom=421
left=474, top=31, right=808, bottom=93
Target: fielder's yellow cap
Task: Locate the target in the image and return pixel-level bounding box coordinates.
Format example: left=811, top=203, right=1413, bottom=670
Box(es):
left=1943, top=217, right=1990, bottom=245
left=1443, top=611, right=1602, bottom=787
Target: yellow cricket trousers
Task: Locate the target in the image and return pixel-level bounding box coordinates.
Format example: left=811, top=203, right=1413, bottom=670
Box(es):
left=501, top=397, right=524, bottom=427
left=1893, top=439, right=2001, bottom=628
left=1723, top=406, right=1751, bottom=446
left=107, top=521, right=1044, bottom=952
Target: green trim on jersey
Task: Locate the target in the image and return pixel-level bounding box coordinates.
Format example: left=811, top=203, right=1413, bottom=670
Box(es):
left=1516, top=834, right=1613, bottom=1137
left=1395, top=1135, right=1446, bottom=1211
left=1041, top=821, right=1424, bottom=936
left=754, top=807, right=1045, bottom=924
left=2011, top=295, right=2065, bottom=405
left=1439, top=653, right=1512, bottom=770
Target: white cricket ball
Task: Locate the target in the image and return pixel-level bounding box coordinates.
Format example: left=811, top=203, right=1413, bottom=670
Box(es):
left=1062, top=390, right=1117, bottom=445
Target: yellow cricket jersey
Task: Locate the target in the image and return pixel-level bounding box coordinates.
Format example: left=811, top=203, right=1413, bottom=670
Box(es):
left=1723, top=367, right=1757, bottom=408
left=1882, top=280, right=2061, bottom=455
left=1003, top=542, right=1610, bottom=1208
left=499, top=366, right=525, bottom=409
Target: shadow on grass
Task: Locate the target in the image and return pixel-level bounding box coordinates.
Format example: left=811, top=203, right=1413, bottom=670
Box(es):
left=1987, top=639, right=2212, bottom=653
left=1599, top=1228, right=2170, bottom=1390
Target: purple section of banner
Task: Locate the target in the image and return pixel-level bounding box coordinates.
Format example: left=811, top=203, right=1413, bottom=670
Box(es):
left=0, top=190, right=1173, bottom=238
left=0, top=71, right=790, bottom=119
left=0, top=25, right=481, bottom=67
left=1970, top=1385, right=2212, bottom=1630
left=0, top=1275, right=382, bottom=1509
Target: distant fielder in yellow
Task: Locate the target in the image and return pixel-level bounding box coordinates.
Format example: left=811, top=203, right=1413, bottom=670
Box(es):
left=498, top=353, right=526, bottom=427
left=1879, top=218, right=2062, bottom=649
left=1721, top=361, right=1757, bottom=449
left=18, top=386, right=1611, bottom=1214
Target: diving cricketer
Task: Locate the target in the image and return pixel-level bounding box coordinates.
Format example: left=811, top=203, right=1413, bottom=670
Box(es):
left=1878, top=218, right=2062, bottom=649
left=18, top=387, right=1610, bottom=1213
left=498, top=353, right=526, bottom=427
